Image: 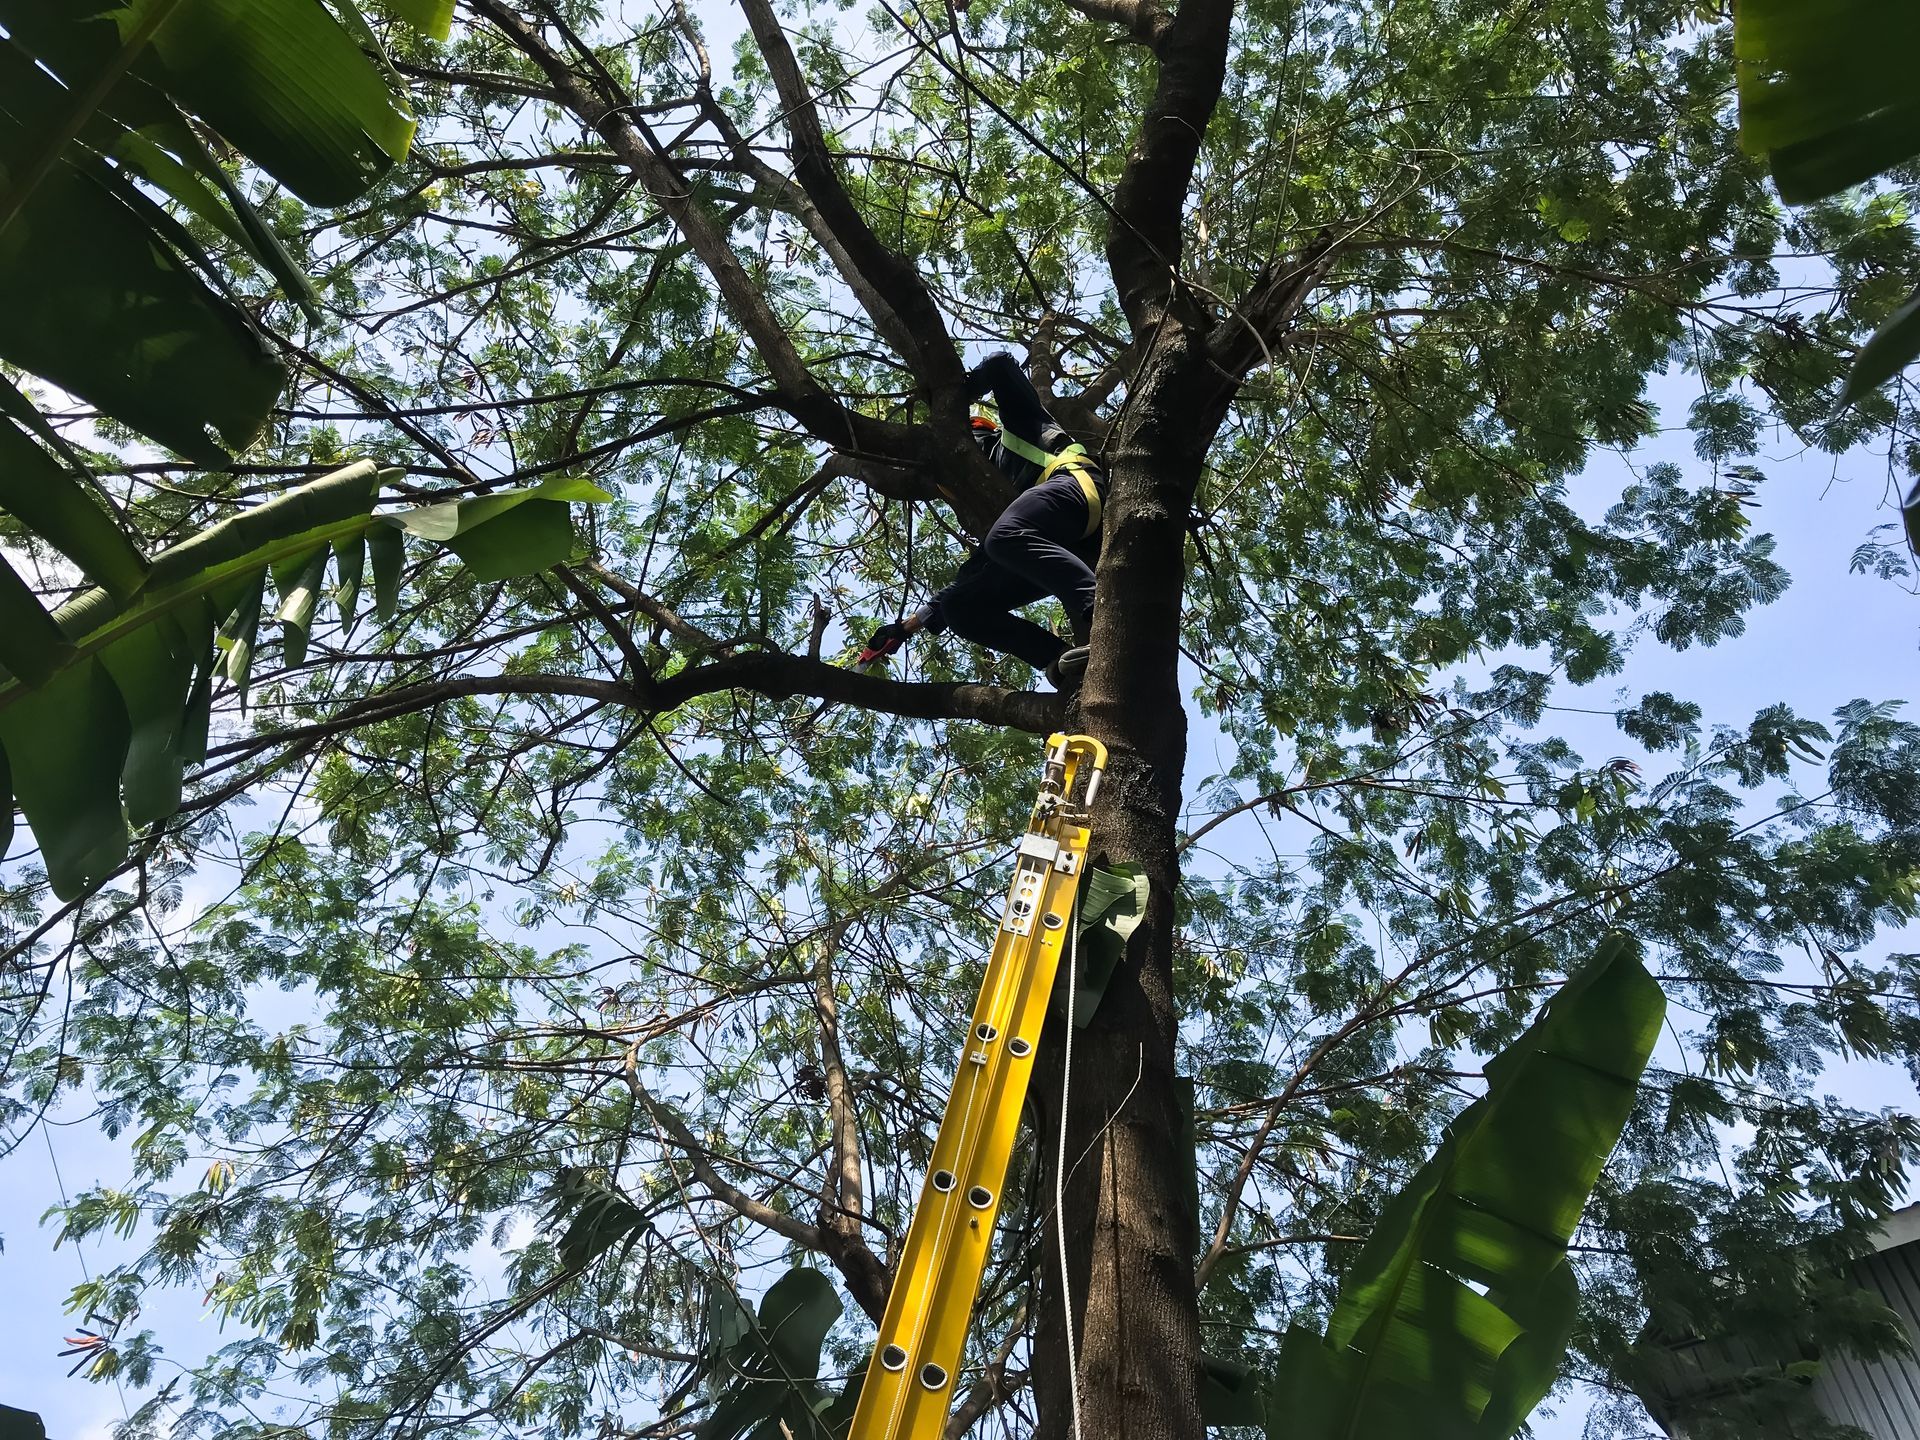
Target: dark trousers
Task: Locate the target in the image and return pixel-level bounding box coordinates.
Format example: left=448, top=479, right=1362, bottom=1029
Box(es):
left=939, top=475, right=1099, bottom=670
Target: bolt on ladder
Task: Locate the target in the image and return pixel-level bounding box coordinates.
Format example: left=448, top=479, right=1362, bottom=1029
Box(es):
left=849, top=731, right=1108, bottom=1440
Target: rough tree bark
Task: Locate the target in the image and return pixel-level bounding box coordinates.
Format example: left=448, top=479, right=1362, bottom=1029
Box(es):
left=1017, top=0, right=1240, bottom=1425
left=1026, top=323, right=1229, bottom=1438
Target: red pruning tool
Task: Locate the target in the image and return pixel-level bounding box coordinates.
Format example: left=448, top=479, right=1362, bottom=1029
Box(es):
left=800, top=625, right=906, bottom=732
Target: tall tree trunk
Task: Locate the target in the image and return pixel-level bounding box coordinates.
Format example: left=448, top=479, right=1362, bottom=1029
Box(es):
left=1030, top=338, right=1217, bottom=1440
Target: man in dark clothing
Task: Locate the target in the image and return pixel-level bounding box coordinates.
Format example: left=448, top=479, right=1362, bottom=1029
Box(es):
left=863, top=352, right=1104, bottom=689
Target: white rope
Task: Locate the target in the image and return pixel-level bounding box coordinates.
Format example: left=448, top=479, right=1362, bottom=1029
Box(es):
left=1055, top=887, right=1085, bottom=1440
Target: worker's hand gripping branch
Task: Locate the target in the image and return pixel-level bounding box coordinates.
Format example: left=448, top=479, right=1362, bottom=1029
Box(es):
left=859, top=605, right=939, bottom=666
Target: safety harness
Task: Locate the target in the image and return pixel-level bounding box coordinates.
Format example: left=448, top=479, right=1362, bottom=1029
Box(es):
left=993, top=430, right=1103, bottom=539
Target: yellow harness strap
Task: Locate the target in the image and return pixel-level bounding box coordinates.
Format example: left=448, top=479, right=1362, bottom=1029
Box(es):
left=992, top=431, right=1103, bottom=537
left=1039, top=450, right=1102, bottom=538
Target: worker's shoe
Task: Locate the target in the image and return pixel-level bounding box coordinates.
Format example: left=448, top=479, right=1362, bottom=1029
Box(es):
left=1046, top=646, right=1090, bottom=691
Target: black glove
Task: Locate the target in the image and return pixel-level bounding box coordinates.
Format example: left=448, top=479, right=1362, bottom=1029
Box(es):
left=859, top=621, right=912, bottom=664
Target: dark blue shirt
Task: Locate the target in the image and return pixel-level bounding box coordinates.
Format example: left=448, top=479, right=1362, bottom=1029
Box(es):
left=966, top=352, right=1083, bottom=489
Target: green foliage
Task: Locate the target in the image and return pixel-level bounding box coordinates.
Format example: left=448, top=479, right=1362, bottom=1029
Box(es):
left=1735, top=0, right=1920, bottom=206
left=543, top=1167, right=648, bottom=1273
left=0, top=0, right=433, bottom=459
left=690, top=1268, right=850, bottom=1440
left=0, top=0, right=592, bottom=901
left=1268, top=938, right=1662, bottom=1440
left=0, top=460, right=606, bottom=899
left=0, top=1, right=1915, bottom=1439
left=1055, top=859, right=1148, bottom=1025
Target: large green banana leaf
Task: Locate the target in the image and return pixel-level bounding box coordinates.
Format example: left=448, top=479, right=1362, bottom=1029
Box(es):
left=1050, top=859, right=1148, bottom=1027
left=1735, top=0, right=1920, bottom=206
left=0, top=0, right=446, bottom=462
left=1735, top=0, right=1920, bottom=406
left=1256, top=935, right=1664, bottom=1440
left=0, top=0, right=459, bottom=891
left=685, top=1266, right=853, bottom=1440
left=0, top=460, right=609, bottom=902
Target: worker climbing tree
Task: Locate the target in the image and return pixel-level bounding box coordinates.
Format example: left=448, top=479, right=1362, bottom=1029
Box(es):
left=861, top=352, right=1105, bottom=690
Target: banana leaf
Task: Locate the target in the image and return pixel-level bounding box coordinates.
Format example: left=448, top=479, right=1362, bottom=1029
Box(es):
left=1734, top=0, right=1920, bottom=399
left=0, top=0, right=437, bottom=465
left=0, top=460, right=610, bottom=900
left=543, top=1167, right=649, bottom=1273
left=693, top=1266, right=844, bottom=1440
left=1050, top=859, right=1148, bottom=1027
left=1265, top=935, right=1664, bottom=1440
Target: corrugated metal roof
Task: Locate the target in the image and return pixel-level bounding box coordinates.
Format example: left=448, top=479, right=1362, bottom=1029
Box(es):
left=1639, top=1206, right=1920, bottom=1439
left=1805, top=1243, right=1920, bottom=1439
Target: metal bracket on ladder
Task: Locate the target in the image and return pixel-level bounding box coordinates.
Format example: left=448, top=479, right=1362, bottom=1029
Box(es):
left=848, top=732, right=1108, bottom=1440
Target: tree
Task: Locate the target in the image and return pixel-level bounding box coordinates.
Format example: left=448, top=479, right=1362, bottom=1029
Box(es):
left=4, top=1, right=1920, bottom=1439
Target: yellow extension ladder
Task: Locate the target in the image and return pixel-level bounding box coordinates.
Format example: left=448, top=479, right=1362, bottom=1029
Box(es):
left=848, top=731, right=1108, bottom=1440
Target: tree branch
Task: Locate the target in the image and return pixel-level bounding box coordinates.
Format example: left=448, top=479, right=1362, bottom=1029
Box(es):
left=1205, top=236, right=1343, bottom=383
left=824, top=450, right=944, bottom=504
left=649, top=652, right=1062, bottom=733
left=812, top=918, right=890, bottom=1320
left=390, top=56, right=565, bottom=104
left=945, top=1333, right=1028, bottom=1438
left=556, top=567, right=648, bottom=683
left=673, top=46, right=1012, bottom=534
left=1104, top=0, right=1235, bottom=330
left=624, top=1068, right=825, bottom=1248
left=581, top=562, right=726, bottom=651
left=1059, top=0, right=1173, bottom=47
left=469, top=0, right=917, bottom=463
left=200, top=651, right=1059, bottom=772
left=734, top=0, right=965, bottom=394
